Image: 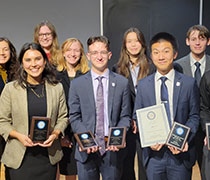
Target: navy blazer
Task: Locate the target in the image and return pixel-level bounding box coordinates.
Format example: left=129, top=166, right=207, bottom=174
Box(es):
left=133, top=70, right=200, bottom=168
left=69, top=70, right=131, bottom=163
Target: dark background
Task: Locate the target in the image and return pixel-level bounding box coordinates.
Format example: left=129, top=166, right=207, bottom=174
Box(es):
left=103, top=0, right=210, bottom=68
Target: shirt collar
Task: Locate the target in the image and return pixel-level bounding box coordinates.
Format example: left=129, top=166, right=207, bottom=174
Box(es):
left=155, top=68, right=175, bottom=82
left=91, top=69, right=109, bottom=80
left=190, top=53, right=206, bottom=67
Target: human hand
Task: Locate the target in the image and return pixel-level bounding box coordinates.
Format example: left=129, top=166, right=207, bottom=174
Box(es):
left=168, top=142, right=188, bottom=154
left=60, top=136, right=73, bottom=148
left=150, top=143, right=164, bottom=151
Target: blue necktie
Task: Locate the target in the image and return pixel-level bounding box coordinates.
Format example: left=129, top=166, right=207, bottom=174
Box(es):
left=194, top=62, right=201, bottom=87
left=160, top=77, right=171, bottom=127
left=95, top=76, right=106, bottom=155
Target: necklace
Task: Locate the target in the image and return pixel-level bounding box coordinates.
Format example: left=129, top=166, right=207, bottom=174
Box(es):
left=30, top=84, right=45, bottom=98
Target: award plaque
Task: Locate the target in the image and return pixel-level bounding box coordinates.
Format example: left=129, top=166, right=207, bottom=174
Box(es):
left=166, top=122, right=190, bottom=151
left=107, top=127, right=126, bottom=148
left=136, top=104, right=170, bottom=147
left=30, top=116, right=51, bottom=143
left=74, top=131, right=98, bottom=151
left=205, top=123, right=210, bottom=150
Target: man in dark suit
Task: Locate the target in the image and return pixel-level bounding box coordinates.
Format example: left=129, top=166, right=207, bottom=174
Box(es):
left=176, top=25, right=210, bottom=174
left=69, top=36, right=131, bottom=180
left=133, top=32, right=200, bottom=180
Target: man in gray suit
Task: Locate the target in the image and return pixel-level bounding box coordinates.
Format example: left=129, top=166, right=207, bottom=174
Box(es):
left=176, top=24, right=210, bottom=176
left=69, top=36, right=131, bottom=180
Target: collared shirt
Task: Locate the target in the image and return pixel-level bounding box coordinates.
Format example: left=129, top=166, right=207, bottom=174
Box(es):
left=155, top=69, right=175, bottom=125
left=129, top=61, right=140, bottom=94
left=190, top=52, right=206, bottom=77
left=91, top=69, right=109, bottom=136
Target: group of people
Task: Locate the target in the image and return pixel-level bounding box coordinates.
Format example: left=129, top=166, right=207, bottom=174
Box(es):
left=0, top=20, right=209, bottom=180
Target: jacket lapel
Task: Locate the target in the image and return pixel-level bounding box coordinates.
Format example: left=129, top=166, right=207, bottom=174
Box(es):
left=173, top=71, right=182, bottom=117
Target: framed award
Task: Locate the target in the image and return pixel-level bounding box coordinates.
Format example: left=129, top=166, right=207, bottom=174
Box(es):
left=166, top=122, right=190, bottom=151
left=74, top=131, right=98, bottom=151
left=136, top=104, right=170, bottom=147
left=30, top=116, right=51, bottom=143
left=107, top=127, right=126, bottom=148
left=206, top=123, right=210, bottom=150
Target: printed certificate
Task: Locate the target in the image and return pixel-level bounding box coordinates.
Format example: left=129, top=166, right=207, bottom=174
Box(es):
left=136, top=104, right=170, bottom=148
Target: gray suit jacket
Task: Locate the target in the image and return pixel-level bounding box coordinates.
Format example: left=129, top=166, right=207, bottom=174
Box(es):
left=133, top=71, right=200, bottom=169
left=0, top=81, right=68, bottom=169
left=176, top=54, right=210, bottom=76
left=69, top=70, right=131, bottom=163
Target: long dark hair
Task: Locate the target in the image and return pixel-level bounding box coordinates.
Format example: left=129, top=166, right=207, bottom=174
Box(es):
left=0, top=37, right=18, bottom=81
left=117, top=27, right=150, bottom=80
left=17, top=42, right=58, bottom=88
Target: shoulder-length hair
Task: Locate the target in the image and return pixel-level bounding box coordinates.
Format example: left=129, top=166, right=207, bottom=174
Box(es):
left=0, top=37, right=18, bottom=81
left=33, top=20, right=60, bottom=66
left=117, top=27, right=149, bottom=80
left=57, top=38, right=89, bottom=73
left=17, top=42, right=58, bottom=88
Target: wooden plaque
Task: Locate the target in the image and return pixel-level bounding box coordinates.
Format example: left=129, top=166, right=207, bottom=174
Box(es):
left=30, top=116, right=51, bottom=143
left=107, top=127, right=126, bottom=148
left=74, top=131, right=98, bottom=151
left=166, top=122, right=190, bottom=151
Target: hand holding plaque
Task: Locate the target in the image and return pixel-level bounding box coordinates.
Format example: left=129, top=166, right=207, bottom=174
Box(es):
left=107, top=127, right=126, bottom=148
left=166, top=122, right=190, bottom=151
left=30, top=116, right=51, bottom=143
left=74, top=131, right=98, bottom=151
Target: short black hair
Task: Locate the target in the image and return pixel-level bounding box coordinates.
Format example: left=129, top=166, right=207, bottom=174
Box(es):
left=149, top=32, right=178, bottom=54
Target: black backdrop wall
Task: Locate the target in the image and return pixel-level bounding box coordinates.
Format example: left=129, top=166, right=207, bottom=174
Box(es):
left=103, top=0, right=210, bottom=68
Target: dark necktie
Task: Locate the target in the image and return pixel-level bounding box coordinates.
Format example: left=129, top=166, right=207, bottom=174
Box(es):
left=194, top=62, right=201, bottom=86
left=95, top=76, right=106, bottom=155
left=0, top=75, right=5, bottom=94
left=160, top=76, right=171, bottom=127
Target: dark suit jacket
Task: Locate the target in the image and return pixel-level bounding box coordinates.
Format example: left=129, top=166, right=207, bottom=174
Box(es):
left=69, top=70, right=131, bottom=163
left=176, top=54, right=210, bottom=76
left=133, top=70, right=200, bottom=169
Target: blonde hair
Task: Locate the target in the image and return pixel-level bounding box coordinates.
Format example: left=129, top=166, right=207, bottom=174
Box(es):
left=57, top=38, right=89, bottom=73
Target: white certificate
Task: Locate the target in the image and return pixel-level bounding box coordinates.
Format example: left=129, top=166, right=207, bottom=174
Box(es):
left=136, top=104, right=170, bottom=148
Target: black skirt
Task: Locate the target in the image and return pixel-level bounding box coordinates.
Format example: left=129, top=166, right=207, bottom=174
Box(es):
left=6, top=146, right=57, bottom=180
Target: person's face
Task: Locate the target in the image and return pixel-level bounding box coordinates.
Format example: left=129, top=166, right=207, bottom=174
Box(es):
left=0, top=41, right=10, bottom=65
left=63, top=41, right=81, bottom=67
left=151, top=41, right=177, bottom=75
left=186, top=30, right=210, bottom=57
left=38, top=25, right=53, bottom=50
left=22, top=49, right=46, bottom=84
left=87, top=42, right=112, bottom=74
left=125, top=32, right=142, bottom=57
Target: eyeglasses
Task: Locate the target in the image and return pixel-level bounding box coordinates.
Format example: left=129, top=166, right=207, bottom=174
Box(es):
left=38, top=33, right=52, bottom=38
left=89, top=51, right=109, bottom=56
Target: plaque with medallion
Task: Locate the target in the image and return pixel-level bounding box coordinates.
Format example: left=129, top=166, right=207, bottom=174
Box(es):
left=206, top=123, right=210, bottom=150
left=107, top=127, right=126, bottom=148
left=166, top=122, right=190, bottom=151
left=30, top=116, right=51, bottom=143
left=74, top=131, right=98, bottom=151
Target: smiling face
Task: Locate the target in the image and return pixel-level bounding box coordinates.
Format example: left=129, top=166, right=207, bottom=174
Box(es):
left=22, top=49, right=46, bottom=84
left=63, top=41, right=81, bottom=67
left=125, top=32, right=142, bottom=57
left=186, top=30, right=210, bottom=60
left=0, top=40, right=10, bottom=65
left=87, top=41, right=112, bottom=75
left=38, top=25, right=53, bottom=51
left=151, top=40, right=177, bottom=75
